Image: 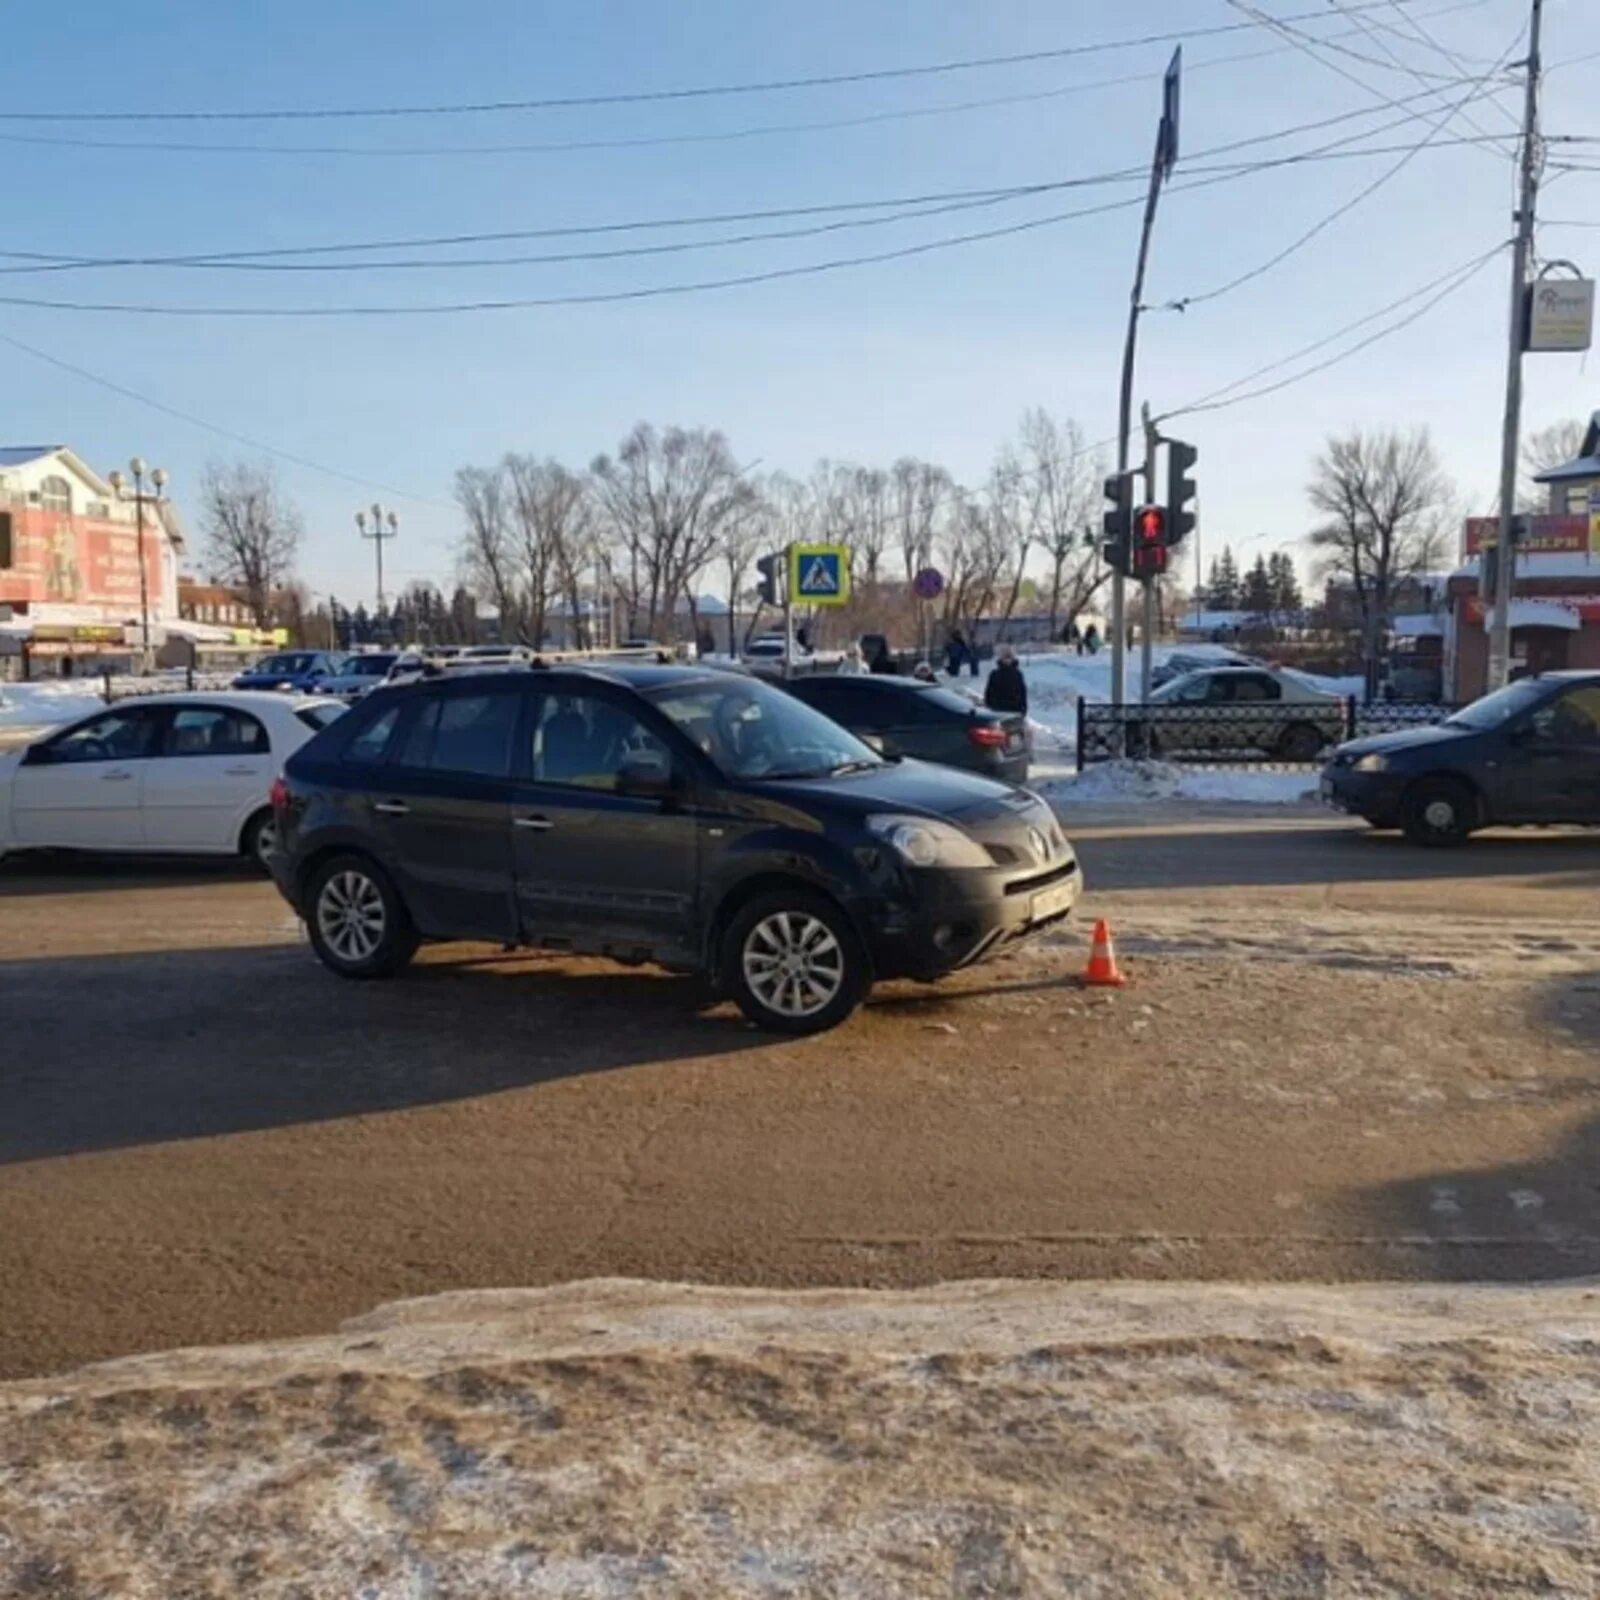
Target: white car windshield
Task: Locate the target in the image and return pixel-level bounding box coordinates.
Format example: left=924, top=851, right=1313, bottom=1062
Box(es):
left=648, top=676, right=883, bottom=781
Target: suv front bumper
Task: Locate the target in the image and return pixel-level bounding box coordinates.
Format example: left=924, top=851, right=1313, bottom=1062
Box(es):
left=863, top=859, right=1081, bottom=981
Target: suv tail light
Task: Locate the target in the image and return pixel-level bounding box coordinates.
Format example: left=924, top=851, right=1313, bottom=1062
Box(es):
left=967, top=722, right=1008, bottom=750
left=269, top=776, right=290, bottom=813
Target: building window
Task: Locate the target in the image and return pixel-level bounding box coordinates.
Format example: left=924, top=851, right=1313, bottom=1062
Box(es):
left=0, top=511, right=11, bottom=569
left=39, top=475, right=73, bottom=514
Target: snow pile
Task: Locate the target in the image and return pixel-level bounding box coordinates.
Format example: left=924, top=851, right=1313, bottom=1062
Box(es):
left=1045, top=758, right=1315, bottom=806
left=0, top=680, right=105, bottom=730
left=4, top=1277, right=1598, bottom=1598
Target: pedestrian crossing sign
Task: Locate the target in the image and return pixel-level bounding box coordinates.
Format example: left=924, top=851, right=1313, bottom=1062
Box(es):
left=789, top=543, right=851, bottom=606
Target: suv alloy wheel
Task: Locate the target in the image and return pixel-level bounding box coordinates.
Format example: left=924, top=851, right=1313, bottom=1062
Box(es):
left=722, top=889, right=868, bottom=1035
left=306, top=854, right=420, bottom=978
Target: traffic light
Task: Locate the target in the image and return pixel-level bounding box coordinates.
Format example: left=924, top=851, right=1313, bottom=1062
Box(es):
left=1101, top=471, right=1135, bottom=574
left=1132, top=505, right=1168, bottom=579
left=756, top=552, right=782, bottom=606
left=1165, top=438, right=1198, bottom=545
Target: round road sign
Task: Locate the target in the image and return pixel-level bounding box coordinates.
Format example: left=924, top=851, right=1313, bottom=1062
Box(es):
left=912, top=566, right=945, bottom=601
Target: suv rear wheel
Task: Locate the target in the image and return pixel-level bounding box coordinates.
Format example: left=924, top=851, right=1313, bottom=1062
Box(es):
left=1401, top=777, right=1476, bottom=847
left=723, top=889, right=868, bottom=1035
left=306, top=853, right=419, bottom=979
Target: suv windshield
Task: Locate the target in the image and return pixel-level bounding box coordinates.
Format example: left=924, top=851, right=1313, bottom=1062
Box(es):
left=648, top=675, right=882, bottom=781
left=1443, top=678, right=1551, bottom=730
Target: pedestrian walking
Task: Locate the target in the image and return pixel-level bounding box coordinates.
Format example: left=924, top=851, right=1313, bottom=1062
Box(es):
left=984, top=645, right=1028, bottom=716
left=1083, top=623, right=1101, bottom=655
left=868, top=638, right=896, bottom=674
left=944, top=628, right=969, bottom=677
left=838, top=643, right=867, bottom=675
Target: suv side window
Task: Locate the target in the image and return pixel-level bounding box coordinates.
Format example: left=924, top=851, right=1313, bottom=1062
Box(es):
left=803, top=681, right=883, bottom=725
left=399, top=690, right=522, bottom=778
left=164, top=706, right=270, bottom=757
left=342, top=704, right=402, bottom=767
left=530, top=691, right=670, bottom=791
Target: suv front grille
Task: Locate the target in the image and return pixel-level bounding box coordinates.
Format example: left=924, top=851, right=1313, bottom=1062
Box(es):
left=1003, top=860, right=1078, bottom=897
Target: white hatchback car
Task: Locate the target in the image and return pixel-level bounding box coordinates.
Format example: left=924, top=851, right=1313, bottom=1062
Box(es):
left=0, top=691, right=344, bottom=868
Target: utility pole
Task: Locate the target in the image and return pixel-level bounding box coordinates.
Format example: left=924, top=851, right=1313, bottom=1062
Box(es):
left=1112, top=47, right=1180, bottom=709
left=1487, top=0, right=1544, bottom=692
left=1140, top=404, right=1159, bottom=699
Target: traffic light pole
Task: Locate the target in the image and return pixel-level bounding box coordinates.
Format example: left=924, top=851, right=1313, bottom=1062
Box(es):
left=1487, top=0, right=1543, bottom=693
left=1140, top=405, right=1159, bottom=700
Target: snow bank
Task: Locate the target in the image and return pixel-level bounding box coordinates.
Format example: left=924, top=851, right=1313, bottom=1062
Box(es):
left=0, top=680, right=105, bottom=730
left=1044, top=758, right=1315, bottom=806
left=5, top=1277, right=1598, bottom=1599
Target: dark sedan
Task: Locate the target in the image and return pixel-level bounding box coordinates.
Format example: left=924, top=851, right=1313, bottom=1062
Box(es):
left=1321, top=670, right=1600, bottom=844
left=784, top=674, right=1030, bottom=784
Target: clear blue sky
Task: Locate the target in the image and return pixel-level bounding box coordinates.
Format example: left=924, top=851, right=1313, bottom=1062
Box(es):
left=0, top=0, right=1594, bottom=605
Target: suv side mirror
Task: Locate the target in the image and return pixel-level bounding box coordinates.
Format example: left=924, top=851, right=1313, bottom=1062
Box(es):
left=616, top=751, right=680, bottom=802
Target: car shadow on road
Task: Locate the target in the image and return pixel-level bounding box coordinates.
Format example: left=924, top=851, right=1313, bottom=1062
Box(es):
left=1348, top=970, right=1600, bottom=1283
left=0, top=942, right=761, bottom=1164
left=1078, top=823, right=1600, bottom=894
left=0, top=854, right=258, bottom=897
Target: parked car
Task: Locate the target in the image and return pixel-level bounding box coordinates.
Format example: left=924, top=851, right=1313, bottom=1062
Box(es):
left=317, top=652, right=401, bottom=700
left=1149, top=649, right=1264, bottom=690
left=783, top=673, right=1030, bottom=784
left=232, top=650, right=348, bottom=693
left=269, top=665, right=1079, bottom=1034
left=1136, top=667, right=1345, bottom=762
left=1321, top=671, right=1600, bottom=845
left=0, top=692, right=344, bottom=869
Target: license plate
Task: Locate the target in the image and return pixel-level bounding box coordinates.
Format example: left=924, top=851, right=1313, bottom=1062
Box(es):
left=1031, top=881, right=1075, bottom=922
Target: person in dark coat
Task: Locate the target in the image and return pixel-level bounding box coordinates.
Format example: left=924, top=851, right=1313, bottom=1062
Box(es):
left=984, top=645, right=1028, bottom=716
left=1083, top=623, right=1101, bottom=655
left=868, top=639, right=896, bottom=674
left=944, top=628, right=969, bottom=676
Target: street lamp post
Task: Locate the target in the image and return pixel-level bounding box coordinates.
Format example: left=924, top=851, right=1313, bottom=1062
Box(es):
left=108, top=457, right=167, bottom=674
left=357, top=503, right=399, bottom=637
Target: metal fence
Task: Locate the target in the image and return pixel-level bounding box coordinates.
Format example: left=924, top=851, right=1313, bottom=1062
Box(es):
left=1078, top=700, right=1460, bottom=771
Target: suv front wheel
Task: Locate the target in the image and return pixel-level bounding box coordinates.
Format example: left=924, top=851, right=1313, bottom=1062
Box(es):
left=306, top=853, right=419, bottom=979
left=722, top=889, right=868, bottom=1035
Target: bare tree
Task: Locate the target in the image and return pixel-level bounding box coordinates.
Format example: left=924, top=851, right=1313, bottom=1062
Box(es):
left=1519, top=418, right=1587, bottom=512
left=454, top=465, right=523, bottom=638
left=590, top=424, right=757, bottom=639
left=986, top=447, right=1031, bottom=637
left=502, top=455, right=594, bottom=647
left=1017, top=408, right=1104, bottom=632
left=198, top=461, right=302, bottom=627
left=1306, top=427, right=1453, bottom=692
left=890, top=457, right=951, bottom=584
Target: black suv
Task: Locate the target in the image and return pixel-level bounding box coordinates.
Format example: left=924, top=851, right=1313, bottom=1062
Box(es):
left=1321, top=671, right=1600, bottom=844
left=269, top=664, right=1080, bottom=1033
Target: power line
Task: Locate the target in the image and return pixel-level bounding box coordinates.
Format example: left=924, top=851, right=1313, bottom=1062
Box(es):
left=0, top=0, right=1495, bottom=158
left=0, top=133, right=1512, bottom=316
left=1157, top=22, right=1526, bottom=310
left=0, top=1, right=1467, bottom=124
left=1158, top=243, right=1505, bottom=421
left=1376, top=0, right=1522, bottom=129
left=0, top=326, right=453, bottom=510
left=0, top=90, right=1497, bottom=281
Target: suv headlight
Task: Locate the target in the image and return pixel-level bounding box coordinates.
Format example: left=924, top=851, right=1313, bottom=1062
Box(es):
left=1353, top=754, right=1390, bottom=773
left=867, top=814, right=990, bottom=869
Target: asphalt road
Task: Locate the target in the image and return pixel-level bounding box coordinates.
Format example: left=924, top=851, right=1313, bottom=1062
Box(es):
left=3, top=808, right=1599, bottom=1379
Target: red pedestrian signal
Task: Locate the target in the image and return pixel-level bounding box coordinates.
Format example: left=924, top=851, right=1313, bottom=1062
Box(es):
left=1132, top=505, right=1168, bottom=577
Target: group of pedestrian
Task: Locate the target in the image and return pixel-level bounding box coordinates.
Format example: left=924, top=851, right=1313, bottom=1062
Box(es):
left=1060, top=619, right=1101, bottom=656
left=942, top=629, right=981, bottom=677
left=840, top=628, right=1029, bottom=718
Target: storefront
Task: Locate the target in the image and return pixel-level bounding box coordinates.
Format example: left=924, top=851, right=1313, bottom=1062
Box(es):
left=1447, top=516, right=1600, bottom=698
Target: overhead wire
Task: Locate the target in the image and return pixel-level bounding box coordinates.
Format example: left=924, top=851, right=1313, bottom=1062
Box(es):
left=0, top=1, right=1476, bottom=124
left=0, top=129, right=1520, bottom=316
left=0, top=0, right=1496, bottom=159
left=0, top=87, right=1506, bottom=278
left=1154, top=18, right=1525, bottom=311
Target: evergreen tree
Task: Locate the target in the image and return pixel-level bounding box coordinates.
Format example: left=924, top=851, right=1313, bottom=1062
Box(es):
left=1206, top=546, right=1240, bottom=610
left=1270, top=551, right=1304, bottom=615
left=1242, top=554, right=1275, bottom=616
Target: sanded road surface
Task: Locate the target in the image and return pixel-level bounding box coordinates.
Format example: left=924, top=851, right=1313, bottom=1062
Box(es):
left=3, top=808, right=1598, bottom=1378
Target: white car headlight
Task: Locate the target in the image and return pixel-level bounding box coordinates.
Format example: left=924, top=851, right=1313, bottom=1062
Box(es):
left=1353, top=753, right=1390, bottom=773
left=867, top=814, right=990, bottom=869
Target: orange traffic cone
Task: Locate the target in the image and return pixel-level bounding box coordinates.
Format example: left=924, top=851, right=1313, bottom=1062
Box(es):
left=1082, top=919, right=1127, bottom=987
